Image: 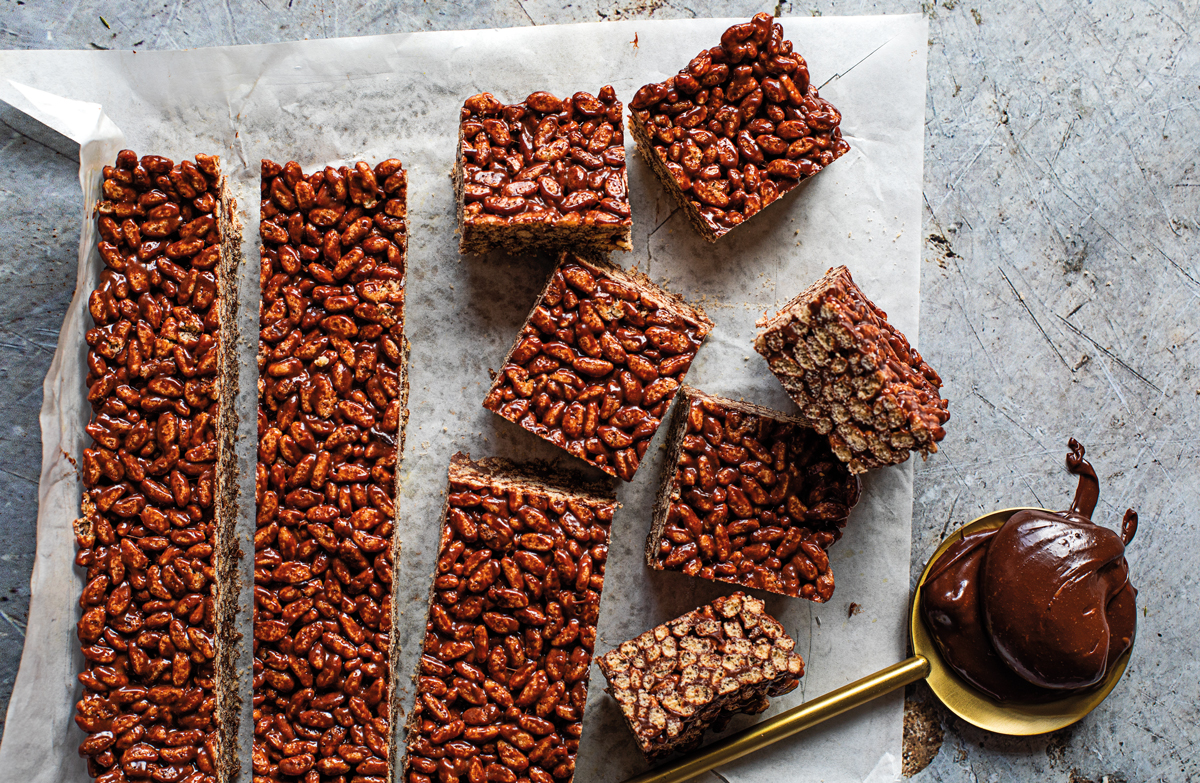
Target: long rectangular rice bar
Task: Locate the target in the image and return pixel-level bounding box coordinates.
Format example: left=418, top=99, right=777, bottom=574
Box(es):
left=596, top=592, right=804, bottom=761
left=646, top=386, right=861, bottom=603
left=253, top=158, right=408, bottom=783
left=75, top=150, right=240, bottom=783
left=402, top=453, right=616, bottom=783
left=754, top=265, right=950, bottom=473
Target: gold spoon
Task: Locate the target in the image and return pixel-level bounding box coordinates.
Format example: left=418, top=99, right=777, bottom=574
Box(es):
left=622, top=507, right=1134, bottom=783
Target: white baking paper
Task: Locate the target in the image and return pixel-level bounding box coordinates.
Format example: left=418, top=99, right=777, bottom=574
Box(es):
left=0, top=14, right=927, bottom=783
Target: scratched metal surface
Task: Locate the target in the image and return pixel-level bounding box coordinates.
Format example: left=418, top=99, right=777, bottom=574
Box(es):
left=0, top=1, right=1196, bottom=781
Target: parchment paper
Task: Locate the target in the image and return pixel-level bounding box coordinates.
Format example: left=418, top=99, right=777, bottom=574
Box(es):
left=0, top=14, right=927, bottom=783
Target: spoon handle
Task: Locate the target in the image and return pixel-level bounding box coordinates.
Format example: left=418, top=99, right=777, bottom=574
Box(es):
left=622, top=655, right=931, bottom=783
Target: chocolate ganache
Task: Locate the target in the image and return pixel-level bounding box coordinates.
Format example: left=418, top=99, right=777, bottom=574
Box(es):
left=920, top=439, right=1138, bottom=702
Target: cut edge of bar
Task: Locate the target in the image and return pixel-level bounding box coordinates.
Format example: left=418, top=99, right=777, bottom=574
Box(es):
left=753, top=264, right=849, bottom=336
left=576, top=253, right=715, bottom=337
left=644, top=387, right=691, bottom=572
left=447, top=450, right=617, bottom=506
left=213, top=162, right=244, bottom=783
left=386, top=168, right=412, bottom=783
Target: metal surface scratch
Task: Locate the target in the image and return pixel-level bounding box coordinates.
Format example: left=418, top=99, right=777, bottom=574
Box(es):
left=997, top=266, right=1071, bottom=372
left=1054, top=314, right=1163, bottom=393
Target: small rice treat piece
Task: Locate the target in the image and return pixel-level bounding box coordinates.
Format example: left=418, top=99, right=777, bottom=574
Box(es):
left=596, top=592, right=804, bottom=760
left=483, top=252, right=713, bottom=481
left=646, top=386, right=861, bottom=602
left=628, top=12, right=849, bottom=242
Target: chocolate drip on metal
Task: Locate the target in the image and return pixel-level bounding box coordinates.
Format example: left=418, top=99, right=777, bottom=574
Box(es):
left=1065, top=437, right=1100, bottom=519
left=1121, top=508, right=1138, bottom=545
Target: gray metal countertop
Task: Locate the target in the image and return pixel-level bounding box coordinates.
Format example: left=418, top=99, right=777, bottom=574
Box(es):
left=0, top=1, right=1195, bottom=781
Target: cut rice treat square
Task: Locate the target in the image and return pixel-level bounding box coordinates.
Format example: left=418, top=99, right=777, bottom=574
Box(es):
left=596, top=592, right=804, bottom=761
left=483, top=252, right=713, bottom=481
left=456, top=88, right=632, bottom=255
left=628, top=13, right=849, bottom=242
left=754, top=265, right=949, bottom=473
left=646, top=385, right=861, bottom=603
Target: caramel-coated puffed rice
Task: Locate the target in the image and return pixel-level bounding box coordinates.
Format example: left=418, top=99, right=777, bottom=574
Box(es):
left=253, top=157, right=408, bottom=783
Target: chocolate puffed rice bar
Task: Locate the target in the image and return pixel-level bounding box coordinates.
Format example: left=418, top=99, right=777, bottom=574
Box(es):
left=596, top=592, right=803, bottom=761
left=754, top=265, right=949, bottom=473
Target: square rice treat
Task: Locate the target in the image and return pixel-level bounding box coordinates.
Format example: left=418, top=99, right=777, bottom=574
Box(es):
left=754, top=265, right=949, bottom=473
left=646, top=386, right=861, bottom=603
left=483, top=252, right=713, bottom=481
left=596, top=592, right=804, bottom=761
left=456, top=88, right=632, bottom=255
left=628, top=13, right=849, bottom=242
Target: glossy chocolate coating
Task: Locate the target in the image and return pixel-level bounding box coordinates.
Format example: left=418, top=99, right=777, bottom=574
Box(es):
left=921, top=530, right=1052, bottom=702
left=984, top=515, right=1137, bottom=688
left=921, top=439, right=1138, bottom=701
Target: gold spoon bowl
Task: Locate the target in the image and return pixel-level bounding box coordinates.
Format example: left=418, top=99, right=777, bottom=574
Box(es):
left=623, top=507, right=1134, bottom=783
